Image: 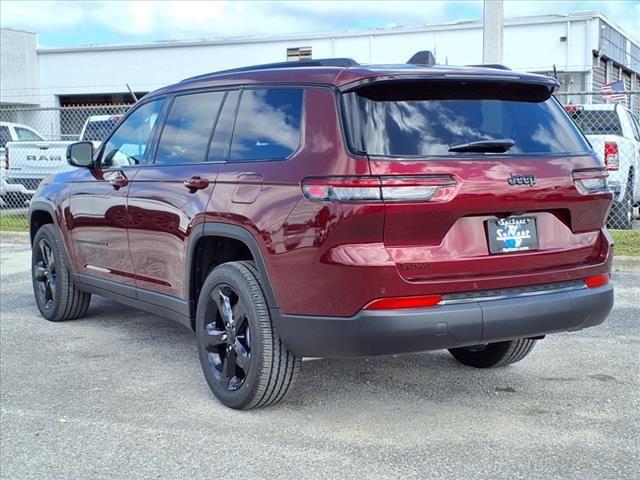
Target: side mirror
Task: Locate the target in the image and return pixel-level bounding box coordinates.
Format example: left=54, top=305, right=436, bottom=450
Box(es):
left=66, top=141, right=94, bottom=168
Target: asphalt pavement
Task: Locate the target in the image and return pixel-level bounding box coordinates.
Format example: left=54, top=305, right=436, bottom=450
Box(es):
left=1, top=242, right=638, bottom=480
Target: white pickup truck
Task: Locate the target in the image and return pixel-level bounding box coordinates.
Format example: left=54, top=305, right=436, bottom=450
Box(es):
left=3, top=122, right=75, bottom=203
left=2, top=115, right=124, bottom=204
left=79, top=114, right=123, bottom=148
left=565, top=104, right=640, bottom=229
left=1, top=122, right=66, bottom=206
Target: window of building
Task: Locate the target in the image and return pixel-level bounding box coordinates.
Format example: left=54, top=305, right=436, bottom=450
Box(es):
left=287, top=46, right=312, bottom=61
left=229, top=88, right=303, bottom=162
left=155, top=91, right=225, bottom=165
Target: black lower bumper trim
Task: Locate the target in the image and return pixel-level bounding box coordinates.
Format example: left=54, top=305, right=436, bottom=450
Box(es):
left=272, top=284, right=613, bottom=358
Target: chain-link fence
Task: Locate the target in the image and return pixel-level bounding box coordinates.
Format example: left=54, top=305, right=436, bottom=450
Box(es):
left=1, top=104, right=131, bottom=230
left=0, top=96, right=639, bottom=234
left=563, top=91, right=640, bottom=231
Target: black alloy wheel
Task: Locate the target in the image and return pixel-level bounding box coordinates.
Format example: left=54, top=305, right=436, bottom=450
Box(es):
left=31, top=224, right=91, bottom=321
left=33, top=238, right=57, bottom=311
left=201, top=284, right=252, bottom=391
left=195, top=261, right=300, bottom=410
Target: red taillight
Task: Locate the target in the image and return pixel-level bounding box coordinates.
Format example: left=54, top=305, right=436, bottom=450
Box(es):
left=585, top=274, right=610, bottom=288
left=301, top=176, right=457, bottom=202
left=604, top=142, right=619, bottom=171
left=572, top=168, right=608, bottom=194
left=364, top=294, right=442, bottom=310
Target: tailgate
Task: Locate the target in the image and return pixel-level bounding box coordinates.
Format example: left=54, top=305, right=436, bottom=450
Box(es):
left=343, top=77, right=611, bottom=283
left=6, top=141, right=73, bottom=177
left=370, top=156, right=610, bottom=282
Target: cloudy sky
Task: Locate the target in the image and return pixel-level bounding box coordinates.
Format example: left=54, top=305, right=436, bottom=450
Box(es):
left=1, top=0, right=638, bottom=47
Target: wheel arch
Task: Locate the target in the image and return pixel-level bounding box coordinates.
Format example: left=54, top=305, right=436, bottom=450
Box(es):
left=28, top=201, right=58, bottom=244
left=186, top=223, right=280, bottom=325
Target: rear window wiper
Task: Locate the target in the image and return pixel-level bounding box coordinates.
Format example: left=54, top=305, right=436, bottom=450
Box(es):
left=448, top=139, right=514, bottom=153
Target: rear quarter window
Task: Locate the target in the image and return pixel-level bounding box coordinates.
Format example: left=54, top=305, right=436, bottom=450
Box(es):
left=229, top=88, right=303, bottom=162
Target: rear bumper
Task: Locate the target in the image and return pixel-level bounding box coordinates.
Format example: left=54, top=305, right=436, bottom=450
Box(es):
left=0, top=177, right=32, bottom=196
left=272, top=283, right=613, bottom=358
left=3, top=176, right=42, bottom=196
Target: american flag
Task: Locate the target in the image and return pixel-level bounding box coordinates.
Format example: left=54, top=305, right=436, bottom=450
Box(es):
left=601, top=80, right=626, bottom=102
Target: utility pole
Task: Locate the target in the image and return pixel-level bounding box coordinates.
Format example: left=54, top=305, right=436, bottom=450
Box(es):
left=483, top=0, right=504, bottom=64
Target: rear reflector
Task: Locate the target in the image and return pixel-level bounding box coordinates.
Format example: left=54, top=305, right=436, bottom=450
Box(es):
left=364, top=294, right=442, bottom=310
left=585, top=274, right=609, bottom=288
left=301, top=175, right=456, bottom=202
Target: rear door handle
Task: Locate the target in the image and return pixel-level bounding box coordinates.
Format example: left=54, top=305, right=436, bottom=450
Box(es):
left=184, top=176, right=209, bottom=191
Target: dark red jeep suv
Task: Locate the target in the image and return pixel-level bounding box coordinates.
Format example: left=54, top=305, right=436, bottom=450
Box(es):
left=29, top=57, right=614, bottom=409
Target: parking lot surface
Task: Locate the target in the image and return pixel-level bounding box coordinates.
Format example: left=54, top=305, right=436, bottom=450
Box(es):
left=1, top=242, right=638, bottom=480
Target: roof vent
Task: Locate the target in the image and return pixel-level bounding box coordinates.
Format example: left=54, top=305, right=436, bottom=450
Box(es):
left=407, top=51, right=436, bottom=66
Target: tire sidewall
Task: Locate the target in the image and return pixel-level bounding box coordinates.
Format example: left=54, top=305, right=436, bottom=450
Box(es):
left=195, top=263, right=268, bottom=409
left=31, top=225, right=66, bottom=320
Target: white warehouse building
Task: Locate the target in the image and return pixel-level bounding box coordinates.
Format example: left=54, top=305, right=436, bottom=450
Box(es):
left=1, top=10, right=639, bottom=138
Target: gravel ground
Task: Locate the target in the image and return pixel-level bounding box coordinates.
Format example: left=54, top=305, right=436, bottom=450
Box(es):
left=1, top=242, right=638, bottom=480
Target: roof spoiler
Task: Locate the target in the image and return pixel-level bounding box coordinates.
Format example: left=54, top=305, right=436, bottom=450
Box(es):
left=407, top=51, right=436, bottom=66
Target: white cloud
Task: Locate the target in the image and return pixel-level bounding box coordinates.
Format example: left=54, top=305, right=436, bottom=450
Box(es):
left=0, top=1, right=460, bottom=42
left=0, top=0, right=637, bottom=45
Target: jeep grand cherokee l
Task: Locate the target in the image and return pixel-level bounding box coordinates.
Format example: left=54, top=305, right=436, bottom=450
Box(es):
left=29, top=58, right=614, bottom=410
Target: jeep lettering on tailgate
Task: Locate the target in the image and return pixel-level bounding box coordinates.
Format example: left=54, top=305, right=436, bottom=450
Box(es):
left=507, top=173, right=537, bottom=186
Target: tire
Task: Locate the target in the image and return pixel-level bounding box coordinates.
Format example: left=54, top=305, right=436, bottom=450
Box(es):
left=31, top=224, right=91, bottom=321
left=609, top=178, right=634, bottom=230
left=195, top=260, right=300, bottom=410
left=448, top=338, right=536, bottom=368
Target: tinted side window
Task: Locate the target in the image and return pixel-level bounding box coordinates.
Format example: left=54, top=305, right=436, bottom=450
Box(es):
left=229, top=88, right=303, bottom=162
left=101, top=99, right=164, bottom=168
left=155, top=91, right=225, bottom=165
left=209, top=90, right=240, bottom=162
left=0, top=126, right=10, bottom=148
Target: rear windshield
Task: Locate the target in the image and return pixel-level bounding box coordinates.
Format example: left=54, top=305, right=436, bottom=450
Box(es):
left=82, top=119, right=118, bottom=142
left=566, top=110, right=622, bottom=136
left=14, top=127, right=44, bottom=142
left=343, top=80, right=591, bottom=157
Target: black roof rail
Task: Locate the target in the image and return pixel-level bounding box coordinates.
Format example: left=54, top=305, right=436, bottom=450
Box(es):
left=183, top=58, right=359, bottom=82
left=467, top=64, right=512, bottom=70
left=407, top=51, right=436, bottom=66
